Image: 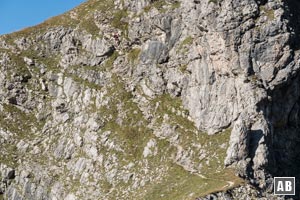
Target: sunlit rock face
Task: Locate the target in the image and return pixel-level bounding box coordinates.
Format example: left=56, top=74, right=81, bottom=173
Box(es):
left=0, top=0, right=300, bottom=199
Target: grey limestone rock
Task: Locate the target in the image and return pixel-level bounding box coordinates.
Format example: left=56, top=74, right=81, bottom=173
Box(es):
left=1, top=0, right=300, bottom=199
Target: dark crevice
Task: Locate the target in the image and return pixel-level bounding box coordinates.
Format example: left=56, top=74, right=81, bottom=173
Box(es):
left=257, top=73, right=300, bottom=199
left=285, top=0, right=300, bottom=51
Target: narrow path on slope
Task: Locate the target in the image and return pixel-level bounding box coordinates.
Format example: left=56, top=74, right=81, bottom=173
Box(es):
left=193, top=172, right=236, bottom=189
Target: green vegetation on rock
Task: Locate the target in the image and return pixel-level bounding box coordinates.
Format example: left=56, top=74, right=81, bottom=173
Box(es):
left=127, top=48, right=141, bottom=64
left=259, top=5, right=275, bottom=21
left=208, top=0, right=219, bottom=4
left=179, top=64, right=188, bottom=73
left=99, top=75, right=151, bottom=158
left=144, top=1, right=180, bottom=13
left=112, top=9, right=129, bottom=37
left=143, top=165, right=236, bottom=200
left=0, top=104, right=41, bottom=138
left=179, top=36, right=193, bottom=50
left=0, top=0, right=249, bottom=198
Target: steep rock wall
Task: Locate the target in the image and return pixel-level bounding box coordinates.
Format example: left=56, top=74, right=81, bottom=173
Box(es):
left=0, top=0, right=299, bottom=199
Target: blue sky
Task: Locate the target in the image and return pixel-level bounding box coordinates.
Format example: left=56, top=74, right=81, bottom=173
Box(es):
left=0, top=0, right=86, bottom=35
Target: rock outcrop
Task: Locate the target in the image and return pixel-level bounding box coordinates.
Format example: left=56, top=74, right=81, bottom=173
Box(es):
left=0, top=0, right=300, bottom=199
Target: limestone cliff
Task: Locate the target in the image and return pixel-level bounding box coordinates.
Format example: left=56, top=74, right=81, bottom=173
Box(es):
left=0, top=0, right=299, bottom=199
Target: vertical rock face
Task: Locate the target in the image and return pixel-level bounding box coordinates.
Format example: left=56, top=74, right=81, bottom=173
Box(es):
left=0, top=0, right=300, bottom=199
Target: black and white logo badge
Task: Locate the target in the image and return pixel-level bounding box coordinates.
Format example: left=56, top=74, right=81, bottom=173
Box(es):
left=274, top=177, right=295, bottom=195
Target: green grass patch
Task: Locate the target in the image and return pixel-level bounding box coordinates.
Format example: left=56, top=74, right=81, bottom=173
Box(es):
left=152, top=1, right=167, bottom=11
left=179, top=64, right=188, bottom=73
left=179, top=36, right=193, bottom=50
left=171, top=1, right=181, bottom=9
left=144, top=1, right=181, bottom=13
left=140, top=164, right=243, bottom=200
left=208, top=0, right=219, bottom=4
left=0, top=142, right=18, bottom=167
left=102, top=51, right=119, bottom=70
left=150, top=94, right=191, bottom=127
left=259, top=5, right=275, bottom=21
left=79, top=19, right=100, bottom=38
left=99, top=75, right=152, bottom=158
left=148, top=94, right=237, bottom=178
left=111, top=9, right=129, bottom=37
left=0, top=103, right=44, bottom=167
left=0, top=104, right=42, bottom=137
left=127, top=48, right=141, bottom=64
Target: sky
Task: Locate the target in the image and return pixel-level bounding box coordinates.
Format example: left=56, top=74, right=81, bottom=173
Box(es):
left=0, top=0, right=86, bottom=35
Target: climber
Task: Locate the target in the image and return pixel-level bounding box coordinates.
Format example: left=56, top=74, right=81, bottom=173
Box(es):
left=113, top=32, right=120, bottom=46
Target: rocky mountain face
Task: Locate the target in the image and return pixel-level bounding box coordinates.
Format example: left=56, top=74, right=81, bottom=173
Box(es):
left=0, top=0, right=300, bottom=199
